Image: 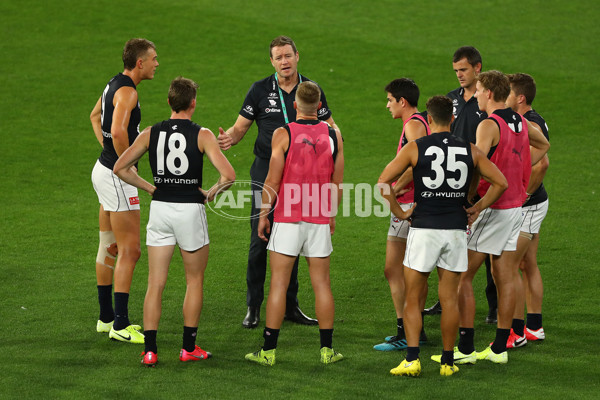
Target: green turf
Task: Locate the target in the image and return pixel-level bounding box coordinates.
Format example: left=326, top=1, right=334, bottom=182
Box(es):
left=1, top=0, right=599, bottom=398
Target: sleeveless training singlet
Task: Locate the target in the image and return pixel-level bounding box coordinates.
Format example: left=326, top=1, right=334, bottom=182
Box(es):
left=274, top=120, right=338, bottom=224
left=477, top=108, right=531, bottom=209
left=396, top=112, right=431, bottom=204
left=98, top=73, right=141, bottom=169
left=411, top=132, right=474, bottom=230
left=148, top=119, right=205, bottom=203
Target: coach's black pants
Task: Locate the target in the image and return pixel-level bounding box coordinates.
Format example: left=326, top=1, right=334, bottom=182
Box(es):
left=246, top=157, right=300, bottom=309
left=485, top=256, right=498, bottom=311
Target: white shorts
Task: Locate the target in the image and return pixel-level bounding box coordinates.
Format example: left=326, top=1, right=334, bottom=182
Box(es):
left=520, top=200, right=549, bottom=234
left=404, top=228, right=468, bottom=273
left=146, top=201, right=209, bottom=251
left=267, top=221, right=332, bottom=258
left=467, top=207, right=523, bottom=255
left=387, top=203, right=413, bottom=240
left=92, top=160, right=140, bottom=212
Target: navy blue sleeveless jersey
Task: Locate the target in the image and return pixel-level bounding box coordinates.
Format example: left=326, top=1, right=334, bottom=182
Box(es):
left=523, top=109, right=549, bottom=206
left=98, top=73, right=141, bottom=169
left=411, top=132, right=474, bottom=230
left=148, top=119, right=205, bottom=203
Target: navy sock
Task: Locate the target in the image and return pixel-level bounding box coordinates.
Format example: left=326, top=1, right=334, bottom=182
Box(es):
left=440, top=350, right=454, bottom=366
left=397, top=318, right=405, bottom=339
left=144, top=330, right=157, bottom=354
left=320, top=328, right=334, bottom=349
left=511, top=319, right=525, bottom=337
left=527, top=313, right=543, bottom=331
left=113, top=292, right=130, bottom=330
left=183, top=326, right=198, bottom=352
left=458, top=327, right=475, bottom=354
left=406, top=346, right=420, bottom=362
left=97, top=285, right=114, bottom=323
left=263, top=327, right=280, bottom=351
left=491, top=328, right=510, bottom=353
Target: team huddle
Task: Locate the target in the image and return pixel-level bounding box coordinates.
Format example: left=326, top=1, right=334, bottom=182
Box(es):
left=90, top=38, right=550, bottom=376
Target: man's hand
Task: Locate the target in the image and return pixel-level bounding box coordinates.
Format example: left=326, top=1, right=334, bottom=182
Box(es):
left=257, top=216, right=270, bottom=242
left=217, top=127, right=233, bottom=150
left=199, top=187, right=213, bottom=203
left=394, top=202, right=417, bottom=220
left=395, top=187, right=411, bottom=196
left=465, top=204, right=481, bottom=227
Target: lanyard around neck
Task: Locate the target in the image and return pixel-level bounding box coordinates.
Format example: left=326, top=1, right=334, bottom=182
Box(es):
left=275, top=72, right=302, bottom=124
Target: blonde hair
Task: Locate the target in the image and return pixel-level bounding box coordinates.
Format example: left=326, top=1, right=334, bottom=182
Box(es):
left=295, top=81, right=321, bottom=113
left=477, top=70, right=510, bottom=102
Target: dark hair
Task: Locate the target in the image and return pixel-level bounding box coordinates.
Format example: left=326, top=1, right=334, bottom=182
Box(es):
left=507, top=73, right=537, bottom=105
left=168, top=77, right=198, bottom=113
left=270, top=36, right=297, bottom=57
left=426, top=96, right=453, bottom=125
left=384, top=78, right=420, bottom=107
left=453, top=46, right=482, bottom=68
left=477, top=70, right=510, bottom=102
left=122, top=38, right=156, bottom=70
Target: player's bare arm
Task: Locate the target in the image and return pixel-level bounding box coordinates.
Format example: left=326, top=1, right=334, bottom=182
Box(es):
left=467, top=170, right=481, bottom=205
left=90, top=97, right=103, bottom=147
left=392, top=119, right=425, bottom=195
left=330, top=129, right=344, bottom=234
left=111, top=86, right=138, bottom=156
left=113, top=127, right=155, bottom=195
left=217, top=115, right=253, bottom=150
left=325, top=116, right=341, bottom=137
left=198, top=128, right=236, bottom=202
left=526, top=119, right=550, bottom=165
left=377, top=141, right=418, bottom=220
left=526, top=154, right=549, bottom=199
left=474, top=119, right=499, bottom=156
left=465, top=144, right=508, bottom=225
left=393, top=170, right=413, bottom=196
left=403, top=119, right=427, bottom=142
left=257, top=127, right=289, bottom=242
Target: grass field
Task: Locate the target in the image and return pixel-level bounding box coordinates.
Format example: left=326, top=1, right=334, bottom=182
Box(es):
left=1, top=0, right=599, bottom=398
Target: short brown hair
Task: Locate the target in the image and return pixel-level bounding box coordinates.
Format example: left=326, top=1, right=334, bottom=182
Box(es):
left=453, top=46, right=482, bottom=68
left=270, top=36, right=297, bottom=57
left=508, top=73, right=537, bottom=105
left=168, top=77, right=198, bottom=113
left=477, top=70, right=510, bottom=102
left=122, top=38, right=156, bottom=70
left=295, top=81, right=321, bottom=113
left=426, top=96, right=453, bottom=125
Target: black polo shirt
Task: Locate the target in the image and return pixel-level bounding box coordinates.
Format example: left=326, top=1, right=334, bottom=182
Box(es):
left=447, top=87, right=487, bottom=144
left=239, top=73, right=332, bottom=160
